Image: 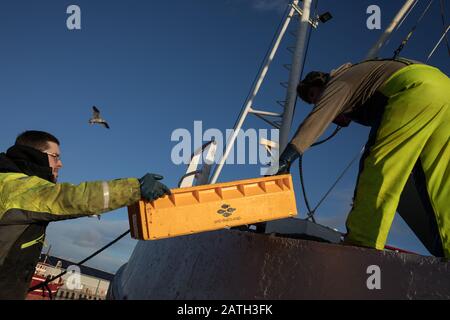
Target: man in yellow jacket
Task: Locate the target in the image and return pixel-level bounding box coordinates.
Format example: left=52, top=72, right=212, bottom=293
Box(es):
left=277, top=58, right=449, bottom=258
left=0, top=130, right=171, bottom=299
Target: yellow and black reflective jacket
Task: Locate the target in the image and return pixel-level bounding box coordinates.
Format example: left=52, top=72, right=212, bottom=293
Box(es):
left=0, top=145, right=140, bottom=299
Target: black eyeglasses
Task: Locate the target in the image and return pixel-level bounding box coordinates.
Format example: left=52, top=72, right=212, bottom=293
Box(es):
left=44, top=151, right=61, bottom=162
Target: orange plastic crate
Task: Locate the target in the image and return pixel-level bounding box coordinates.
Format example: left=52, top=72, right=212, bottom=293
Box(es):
left=127, top=174, right=298, bottom=240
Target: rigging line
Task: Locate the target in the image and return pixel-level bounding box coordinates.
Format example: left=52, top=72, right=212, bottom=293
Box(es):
left=312, top=126, right=341, bottom=147
left=28, top=229, right=131, bottom=292
left=372, top=0, right=420, bottom=54
left=396, top=0, right=420, bottom=31
left=384, top=0, right=419, bottom=48
left=439, top=0, right=450, bottom=55
left=393, top=0, right=435, bottom=58
left=427, top=24, right=450, bottom=60
left=299, top=155, right=316, bottom=222
left=312, top=146, right=365, bottom=214
left=298, top=126, right=341, bottom=222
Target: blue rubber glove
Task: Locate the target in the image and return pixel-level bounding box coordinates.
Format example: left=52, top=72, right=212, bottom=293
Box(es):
left=138, top=173, right=171, bottom=201
left=276, top=144, right=300, bottom=175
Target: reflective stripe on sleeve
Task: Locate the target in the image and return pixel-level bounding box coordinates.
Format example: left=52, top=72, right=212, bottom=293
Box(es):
left=102, top=181, right=110, bottom=210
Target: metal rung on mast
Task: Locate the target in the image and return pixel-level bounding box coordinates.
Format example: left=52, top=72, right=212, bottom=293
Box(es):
left=289, top=30, right=297, bottom=37
left=291, top=2, right=319, bottom=28
left=277, top=100, right=287, bottom=107
left=253, top=113, right=281, bottom=129
left=250, top=108, right=283, bottom=118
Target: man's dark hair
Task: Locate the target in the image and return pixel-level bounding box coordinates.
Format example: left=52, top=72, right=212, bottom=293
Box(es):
left=15, top=131, right=60, bottom=151
left=297, top=71, right=330, bottom=103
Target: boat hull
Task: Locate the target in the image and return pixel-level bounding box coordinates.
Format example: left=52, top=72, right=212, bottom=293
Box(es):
left=108, top=229, right=450, bottom=299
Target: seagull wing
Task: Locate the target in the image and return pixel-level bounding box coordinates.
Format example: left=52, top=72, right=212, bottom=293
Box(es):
left=92, top=106, right=100, bottom=118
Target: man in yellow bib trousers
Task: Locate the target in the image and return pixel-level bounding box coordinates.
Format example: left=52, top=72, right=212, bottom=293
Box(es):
left=277, top=58, right=450, bottom=258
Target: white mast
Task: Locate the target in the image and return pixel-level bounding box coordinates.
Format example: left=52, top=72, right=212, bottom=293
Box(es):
left=366, top=0, right=417, bottom=59
left=210, top=0, right=314, bottom=183
left=279, top=0, right=313, bottom=153
left=209, top=1, right=302, bottom=184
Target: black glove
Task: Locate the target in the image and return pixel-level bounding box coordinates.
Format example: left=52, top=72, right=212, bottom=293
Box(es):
left=332, top=114, right=352, bottom=127
left=276, top=144, right=300, bottom=175
left=138, top=173, right=172, bottom=201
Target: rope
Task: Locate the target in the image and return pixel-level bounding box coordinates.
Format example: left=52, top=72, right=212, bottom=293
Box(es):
left=298, top=126, right=341, bottom=221
left=371, top=0, right=420, bottom=55
left=396, top=0, right=420, bottom=31
left=300, top=145, right=364, bottom=222
left=311, top=126, right=341, bottom=147
left=299, top=155, right=316, bottom=222
left=311, top=146, right=365, bottom=214
left=28, top=229, right=130, bottom=293
left=439, top=0, right=450, bottom=56
left=427, top=24, right=450, bottom=61
left=393, top=0, right=435, bottom=59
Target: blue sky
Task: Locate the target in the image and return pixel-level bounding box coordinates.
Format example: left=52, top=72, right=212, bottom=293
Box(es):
left=0, top=0, right=448, bottom=273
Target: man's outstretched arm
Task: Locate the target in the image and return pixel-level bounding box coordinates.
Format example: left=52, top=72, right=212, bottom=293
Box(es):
left=290, top=81, right=352, bottom=154
left=0, top=173, right=168, bottom=224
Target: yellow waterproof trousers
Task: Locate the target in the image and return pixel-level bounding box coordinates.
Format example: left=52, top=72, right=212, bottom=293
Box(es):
left=345, top=64, right=450, bottom=258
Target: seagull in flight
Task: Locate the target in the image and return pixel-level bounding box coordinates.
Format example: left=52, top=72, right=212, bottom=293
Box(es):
left=89, top=106, right=110, bottom=129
